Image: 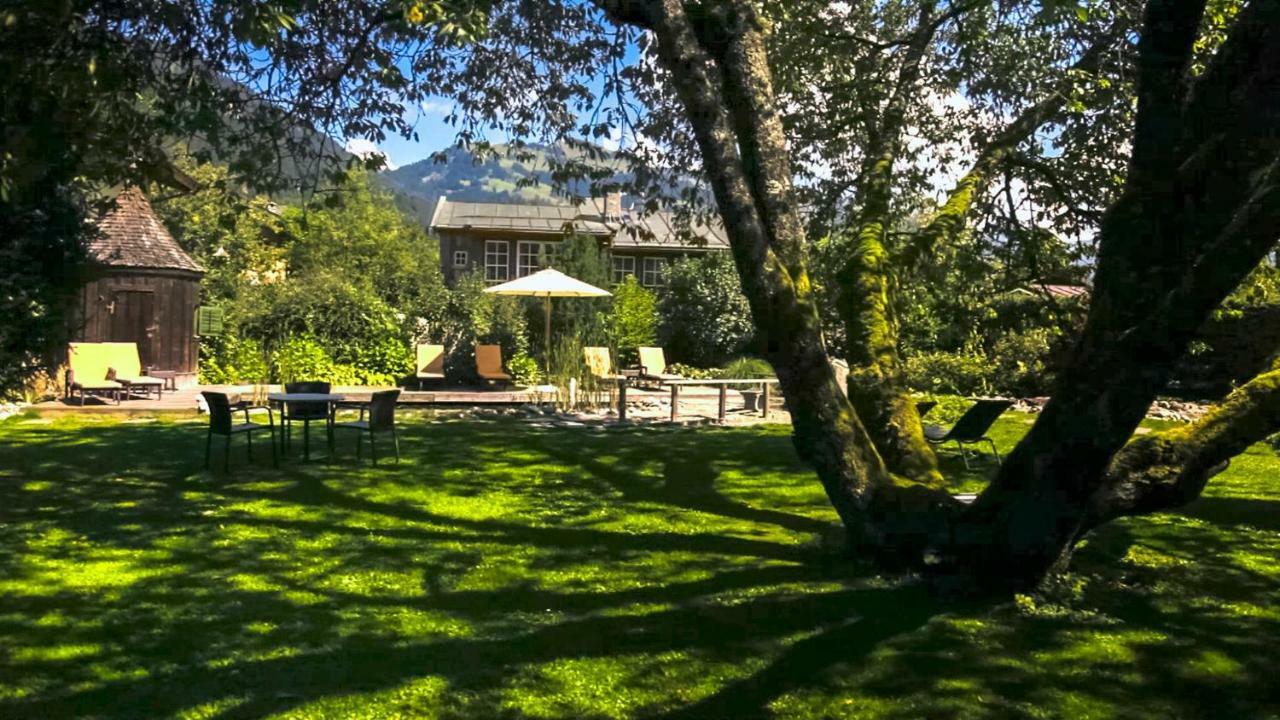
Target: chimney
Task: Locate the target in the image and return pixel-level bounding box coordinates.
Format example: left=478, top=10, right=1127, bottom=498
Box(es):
left=604, top=191, right=623, bottom=220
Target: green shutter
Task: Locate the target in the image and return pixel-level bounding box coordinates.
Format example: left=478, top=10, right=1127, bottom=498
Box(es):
left=194, top=306, right=225, bottom=336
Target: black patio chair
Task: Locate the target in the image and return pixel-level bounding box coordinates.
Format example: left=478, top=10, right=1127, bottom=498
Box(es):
left=915, top=400, right=937, bottom=418
left=201, top=391, right=276, bottom=472
left=282, top=381, right=333, bottom=459
left=333, top=389, right=402, bottom=465
left=923, top=398, right=1013, bottom=469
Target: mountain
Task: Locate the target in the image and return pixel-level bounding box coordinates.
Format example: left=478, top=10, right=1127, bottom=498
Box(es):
left=379, top=143, right=635, bottom=225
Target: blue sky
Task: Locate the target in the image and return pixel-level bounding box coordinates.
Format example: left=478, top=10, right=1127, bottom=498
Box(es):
left=344, top=98, right=470, bottom=170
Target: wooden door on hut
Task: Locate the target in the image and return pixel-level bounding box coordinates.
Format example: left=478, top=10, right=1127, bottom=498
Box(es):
left=108, top=289, right=158, bottom=368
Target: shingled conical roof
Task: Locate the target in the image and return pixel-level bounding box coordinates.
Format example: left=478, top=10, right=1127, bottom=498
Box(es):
left=88, top=187, right=203, bottom=274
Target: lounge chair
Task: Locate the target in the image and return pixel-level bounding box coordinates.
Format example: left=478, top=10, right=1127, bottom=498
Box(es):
left=201, top=391, right=276, bottom=472
left=103, top=342, right=165, bottom=400
left=583, top=346, right=627, bottom=383
left=415, top=343, right=445, bottom=388
left=475, top=344, right=511, bottom=384
left=334, top=389, right=402, bottom=465
left=924, top=399, right=1013, bottom=469
left=636, top=346, right=683, bottom=384
left=65, top=343, right=122, bottom=405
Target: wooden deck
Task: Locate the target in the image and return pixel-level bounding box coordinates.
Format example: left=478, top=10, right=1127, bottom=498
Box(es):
left=31, top=385, right=558, bottom=414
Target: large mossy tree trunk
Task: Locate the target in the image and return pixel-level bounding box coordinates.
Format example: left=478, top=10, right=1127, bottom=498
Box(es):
left=835, top=21, right=1116, bottom=485
left=599, top=0, right=1280, bottom=593
left=955, top=0, right=1280, bottom=589
left=597, top=0, right=905, bottom=543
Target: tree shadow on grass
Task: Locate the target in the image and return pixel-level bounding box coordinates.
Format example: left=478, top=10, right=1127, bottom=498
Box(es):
left=2, top=416, right=1277, bottom=718
left=0, top=417, right=948, bottom=718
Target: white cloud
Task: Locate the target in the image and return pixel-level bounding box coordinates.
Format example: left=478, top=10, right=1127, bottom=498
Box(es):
left=344, top=138, right=396, bottom=170
left=420, top=99, right=452, bottom=115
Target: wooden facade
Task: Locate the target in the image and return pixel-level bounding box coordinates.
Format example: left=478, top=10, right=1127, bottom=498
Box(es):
left=71, top=188, right=204, bottom=376
left=430, top=196, right=729, bottom=287
left=74, top=268, right=202, bottom=373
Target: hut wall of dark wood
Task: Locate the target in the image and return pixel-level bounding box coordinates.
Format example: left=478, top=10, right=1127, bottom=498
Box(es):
left=70, top=187, right=206, bottom=377
left=74, top=268, right=202, bottom=373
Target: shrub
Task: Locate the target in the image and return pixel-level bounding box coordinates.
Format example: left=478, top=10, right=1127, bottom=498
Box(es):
left=912, top=393, right=981, bottom=425
left=506, top=351, right=541, bottom=386
left=659, top=253, right=754, bottom=366
left=342, top=335, right=414, bottom=384
left=904, top=349, right=993, bottom=396
left=199, top=336, right=269, bottom=384
left=439, top=271, right=529, bottom=381
left=666, top=362, right=720, bottom=380
left=991, top=327, right=1061, bottom=396
left=718, top=356, right=774, bottom=379
left=606, top=276, right=658, bottom=366
left=271, top=336, right=358, bottom=386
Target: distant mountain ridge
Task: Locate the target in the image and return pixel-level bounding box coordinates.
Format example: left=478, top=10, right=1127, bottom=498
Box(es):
left=378, top=143, right=638, bottom=226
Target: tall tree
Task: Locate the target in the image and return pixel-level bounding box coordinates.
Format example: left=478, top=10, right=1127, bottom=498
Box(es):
left=580, top=0, right=1280, bottom=589
left=0, top=0, right=483, bottom=392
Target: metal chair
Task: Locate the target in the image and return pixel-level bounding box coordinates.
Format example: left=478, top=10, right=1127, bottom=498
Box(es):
left=333, top=389, right=402, bottom=465
left=201, top=391, right=276, bottom=472
left=915, top=400, right=938, bottom=418
left=281, top=381, right=332, bottom=459
left=923, top=399, right=1013, bottom=469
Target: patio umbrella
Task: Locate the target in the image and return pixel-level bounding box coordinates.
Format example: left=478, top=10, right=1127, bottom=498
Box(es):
left=483, top=268, right=611, bottom=377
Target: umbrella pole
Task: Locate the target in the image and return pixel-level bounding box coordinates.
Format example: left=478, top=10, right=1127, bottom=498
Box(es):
left=543, top=295, right=552, bottom=382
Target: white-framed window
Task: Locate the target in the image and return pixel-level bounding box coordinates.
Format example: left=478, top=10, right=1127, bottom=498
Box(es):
left=484, top=240, right=509, bottom=283
left=641, top=257, right=666, bottom=288
left=612, top=255, right=636, bottom=284
left=517, top=241, right=558, bottom=277
left=453, top=250, right=468, bottom=268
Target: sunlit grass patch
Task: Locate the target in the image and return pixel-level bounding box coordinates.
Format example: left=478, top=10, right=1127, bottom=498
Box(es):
left=0, top=412, right=1276, bottom=718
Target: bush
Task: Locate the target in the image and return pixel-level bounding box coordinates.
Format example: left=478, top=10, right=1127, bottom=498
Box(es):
left=991, top=327, right=1060, bottom=396
left=659, top=253, right=754, bottom=366
left=270, top=336, right=359, bottom=386
left=199, top=336, right=269, bottom=384
left=342, top=335, right=414, bottom=384
left=506, top=351, right=541, bottom=386
left=666, top=362, right=720, bottom=380
left=438, top=271, right=529, bottom=381
left=717, top=356, right=774, bottom=379
left=913, top=393, right=985, bottom=426
left=904, top=349, right=993, bottom=396
left=606, top=276, right=658, bottom=366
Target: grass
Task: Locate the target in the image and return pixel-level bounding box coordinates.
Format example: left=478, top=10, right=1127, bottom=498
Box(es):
left=0, top=410, right=1277, bottom=718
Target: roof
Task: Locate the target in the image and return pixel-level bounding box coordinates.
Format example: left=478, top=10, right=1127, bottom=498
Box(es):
left=1026, top=284, right=1090, bottom=298
left=88, top=188, right=204, bottom=274
left=430, top=196, right=728, bottom=251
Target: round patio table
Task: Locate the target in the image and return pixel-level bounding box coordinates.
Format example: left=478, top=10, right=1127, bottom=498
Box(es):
left=267, top=392, right=346, bottom=461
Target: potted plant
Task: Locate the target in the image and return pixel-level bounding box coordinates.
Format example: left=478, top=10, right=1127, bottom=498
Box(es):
left=719, top=357, right=774, bottom=411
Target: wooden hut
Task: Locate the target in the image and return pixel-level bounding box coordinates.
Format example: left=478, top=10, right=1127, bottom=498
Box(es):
left=72, top=188, right=204, bottom=386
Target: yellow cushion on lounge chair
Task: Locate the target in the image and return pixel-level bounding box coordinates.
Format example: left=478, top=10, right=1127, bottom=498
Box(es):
left=638, top=347, right=682, bottom=380
left=67, top=343, right=121, bottom=389
left=583, top=346, right=614, bottom=379
left=475, top=344, right=511, bottom=380
left=102, top=342, right=160, bottom=384
left=416, top=344, right=445, bottom=379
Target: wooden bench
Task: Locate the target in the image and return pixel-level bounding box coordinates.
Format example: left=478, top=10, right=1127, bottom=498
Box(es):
left=661, top=378, right=781, bottom=422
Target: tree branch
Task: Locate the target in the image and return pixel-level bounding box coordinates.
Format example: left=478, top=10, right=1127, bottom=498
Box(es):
left=1127, top=0, right=1208, bottom=183
left=902, top=32, right=1119, bottom=267
left=1086, top=355, right=1280, bottom=530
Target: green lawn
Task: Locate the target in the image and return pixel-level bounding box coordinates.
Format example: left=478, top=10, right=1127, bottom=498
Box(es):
left=0, top=411, right=1277, bottom=718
